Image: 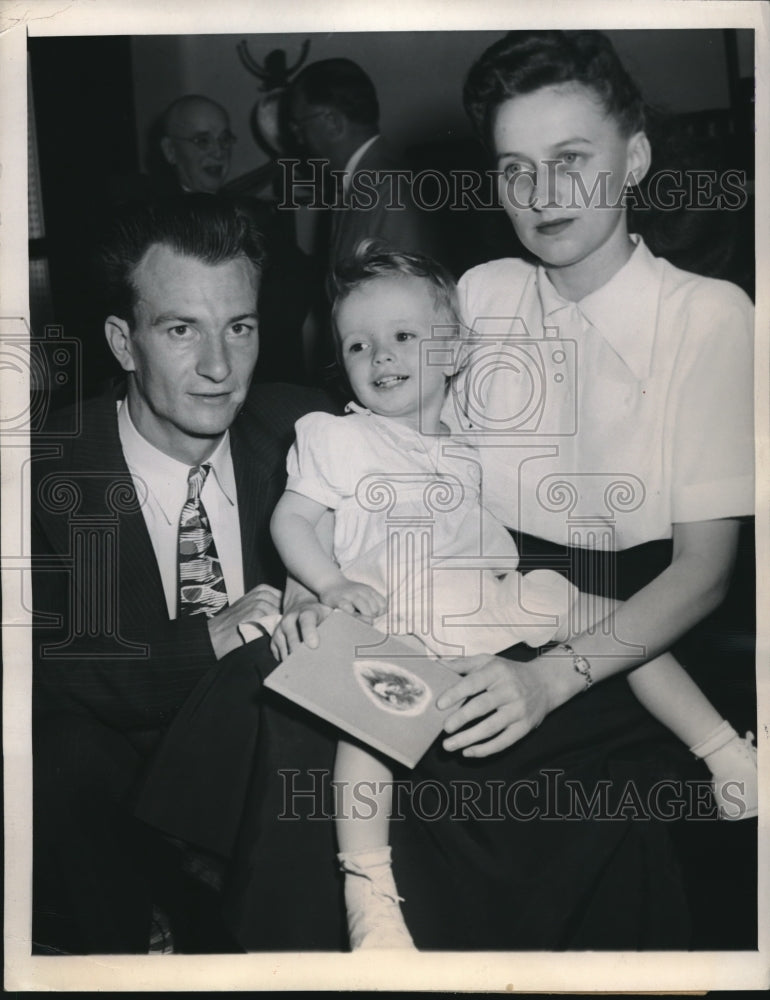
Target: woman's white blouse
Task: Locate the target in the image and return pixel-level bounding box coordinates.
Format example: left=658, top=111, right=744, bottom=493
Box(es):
left=449, top=237, right=755, bottom=550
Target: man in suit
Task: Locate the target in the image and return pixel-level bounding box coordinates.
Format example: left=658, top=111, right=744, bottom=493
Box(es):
left=286, top=58, right=439, bottom=270
left=31, top=195, right=337, bottom=953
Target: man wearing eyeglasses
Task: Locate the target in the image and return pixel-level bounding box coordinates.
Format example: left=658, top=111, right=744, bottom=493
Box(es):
left=286, top=59, right=439, bottom=270
left=160, top=95, right=236, bottom=195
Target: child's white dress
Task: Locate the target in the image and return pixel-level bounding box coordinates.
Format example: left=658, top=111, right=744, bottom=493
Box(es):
left=286, top=404, right=576, bottom=657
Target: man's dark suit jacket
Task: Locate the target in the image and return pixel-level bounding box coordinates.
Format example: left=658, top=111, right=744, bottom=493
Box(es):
left=329, top=136, right=440, bottom=269
left=32, top=378, right=339, bottom=858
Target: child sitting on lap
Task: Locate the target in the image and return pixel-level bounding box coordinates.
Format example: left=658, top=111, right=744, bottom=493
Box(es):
left=270, top=241, right=757, bottom=951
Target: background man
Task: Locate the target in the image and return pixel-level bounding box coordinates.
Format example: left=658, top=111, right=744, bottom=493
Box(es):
left=159, top=94, right=236, bottom=194
left=108, top=92, right=315, bottom=387
left=31, top=196, right=337, bottom=953
left=286, top=57, right=439, bottom=269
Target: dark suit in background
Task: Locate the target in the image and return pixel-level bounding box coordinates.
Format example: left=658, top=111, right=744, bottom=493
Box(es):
left=328, top=136, right=440, bottom=269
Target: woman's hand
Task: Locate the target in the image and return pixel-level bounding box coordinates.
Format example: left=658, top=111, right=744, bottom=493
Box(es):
left=270, top=600, right=333, bottom=661
left=437, top=654, right=570, bottom=758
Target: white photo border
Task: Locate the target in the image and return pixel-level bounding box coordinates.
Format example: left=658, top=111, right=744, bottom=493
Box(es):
left=2, top=0, right=768, bottom=991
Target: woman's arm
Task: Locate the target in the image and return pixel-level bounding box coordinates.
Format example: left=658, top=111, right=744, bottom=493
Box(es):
left=438, top=516, right=741, bottom=757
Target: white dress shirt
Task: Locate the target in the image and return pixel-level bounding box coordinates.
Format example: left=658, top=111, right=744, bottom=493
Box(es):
left=341, top=134, right=380, bottom=195
left=117, top=399, right=245, bottom=618
left=449, top=236, right=754, bottom=549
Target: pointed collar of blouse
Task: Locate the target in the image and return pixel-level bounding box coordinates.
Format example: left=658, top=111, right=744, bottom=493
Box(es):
left=535, top=234, right=663, bottom=381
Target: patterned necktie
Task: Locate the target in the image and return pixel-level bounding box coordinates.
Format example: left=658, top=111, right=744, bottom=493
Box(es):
left=177, top=464, right=228, bottom=618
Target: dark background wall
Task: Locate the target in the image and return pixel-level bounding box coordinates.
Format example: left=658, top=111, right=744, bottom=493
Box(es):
left=28, top=29, right=755, bottom=395
left=129, top=30, right=753, bottom=181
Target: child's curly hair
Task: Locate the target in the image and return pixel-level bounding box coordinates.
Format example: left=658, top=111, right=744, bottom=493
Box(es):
left=328, top=238, right=463, bottom=331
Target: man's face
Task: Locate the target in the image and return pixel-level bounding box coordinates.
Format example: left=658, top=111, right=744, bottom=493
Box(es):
left=162, top=100, right=233, bottom=194
left=108, top=245, right=260, bottom=464
left=287, top=90, right=333, bottom=158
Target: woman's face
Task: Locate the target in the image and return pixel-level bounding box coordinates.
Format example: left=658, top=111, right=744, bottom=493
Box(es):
left=492, top=83, right=649, bottom=291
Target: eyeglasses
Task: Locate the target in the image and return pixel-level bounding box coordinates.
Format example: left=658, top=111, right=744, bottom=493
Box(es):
left=288, top=111, right=329, bottom=133
left=166, top=131, right=237, bottom=154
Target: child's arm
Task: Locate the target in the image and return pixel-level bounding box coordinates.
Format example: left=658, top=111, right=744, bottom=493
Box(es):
left=271, top=490, right=386, bottom=620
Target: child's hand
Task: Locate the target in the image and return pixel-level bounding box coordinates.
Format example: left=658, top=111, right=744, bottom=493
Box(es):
left=319, top=581, right=386, bottom=622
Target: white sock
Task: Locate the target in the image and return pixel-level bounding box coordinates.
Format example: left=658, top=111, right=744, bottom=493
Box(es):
left=337, top=847, right=416, bottom=950
left=690, top=721, right=758, bottom=820
left=338, top=846, right=396, bottom=878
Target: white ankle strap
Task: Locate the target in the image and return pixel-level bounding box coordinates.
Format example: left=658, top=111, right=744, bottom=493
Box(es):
left=338, top=846, right=393, bottom=873
left=689, top=720, right=738, bottom=759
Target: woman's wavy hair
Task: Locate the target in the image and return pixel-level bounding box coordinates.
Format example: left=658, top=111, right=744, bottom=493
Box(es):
left=463, top=30, right=646, bottom=148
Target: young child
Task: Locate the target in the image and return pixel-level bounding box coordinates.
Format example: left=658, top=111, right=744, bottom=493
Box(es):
left=270, top=241, right=757, bottom=951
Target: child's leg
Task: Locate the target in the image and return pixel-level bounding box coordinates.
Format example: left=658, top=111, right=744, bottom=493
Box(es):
left=627, top=658, right=757, bottom=820
left=566, top=592, right=757, bottom=820
left=334, top=741, right=415, bottom=949
left=626, top=654, right=723, bottom=746
left=335, top=739, right=393, bottom=852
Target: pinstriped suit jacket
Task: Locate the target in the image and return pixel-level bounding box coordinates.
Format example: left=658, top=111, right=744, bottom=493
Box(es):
left=31, top=378, right=339, bottom=736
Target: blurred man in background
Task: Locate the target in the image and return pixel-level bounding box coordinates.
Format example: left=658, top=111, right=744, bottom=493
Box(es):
left=160, top=95, right=236, bottom=194
left=287, top=58, right=438, bottom=269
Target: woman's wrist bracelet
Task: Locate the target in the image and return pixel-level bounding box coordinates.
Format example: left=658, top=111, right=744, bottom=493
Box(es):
left=550, top=642, right=593, bottom=691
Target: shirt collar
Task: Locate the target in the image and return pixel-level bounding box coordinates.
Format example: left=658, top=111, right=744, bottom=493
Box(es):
left=117, top=398, right=236, bottom=524
left=342, top=134, right=380, bottom=187
left=344, top=400, right=404, bottom=440
left=344, top=400, right=457, bottom=449
left=536, top=235, right=661, bottom=381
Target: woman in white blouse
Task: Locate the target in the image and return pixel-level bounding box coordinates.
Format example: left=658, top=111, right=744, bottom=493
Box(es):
left=386, top=30, right=755, bottom=950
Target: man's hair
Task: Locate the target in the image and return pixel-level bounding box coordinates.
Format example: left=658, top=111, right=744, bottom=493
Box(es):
left=290, top=58, right=380, bottom=127
left=329, top=238, right=462, bottom=331
left=463, top=30, right=646, bottom=147
left=161, top=94, right=229, bottom=136
left=97, top=195, right=265, bottom=326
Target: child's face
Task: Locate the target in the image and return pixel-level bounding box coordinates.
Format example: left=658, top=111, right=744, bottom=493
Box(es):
left=493, top=83, right=649, bottom=288
left=336, top=275, right=454, bottom=432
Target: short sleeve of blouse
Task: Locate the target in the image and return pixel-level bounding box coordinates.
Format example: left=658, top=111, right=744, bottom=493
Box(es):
left=670, top=280, right=754, bottom=523
left=457, top=258, right=533, bottom=333
left=449, top=259, right=535, bottom=434
left=285, top=412, right=359, bottom=510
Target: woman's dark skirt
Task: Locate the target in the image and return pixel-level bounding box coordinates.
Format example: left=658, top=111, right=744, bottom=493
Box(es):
left=137, top=527, right=757, bottom=951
